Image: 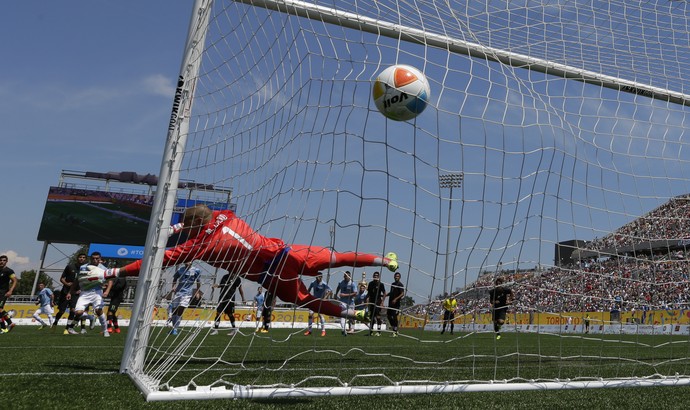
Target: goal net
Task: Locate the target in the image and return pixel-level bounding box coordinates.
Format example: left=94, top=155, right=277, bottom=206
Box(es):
left=123, top=0, right=690, bottom=401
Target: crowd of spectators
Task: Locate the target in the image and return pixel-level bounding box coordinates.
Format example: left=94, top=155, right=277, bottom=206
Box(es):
left=407, top=252, right=690, bottom=320
left=585, top=194, right=690, bottom=251
left=411, top=194, right=690, bottom=318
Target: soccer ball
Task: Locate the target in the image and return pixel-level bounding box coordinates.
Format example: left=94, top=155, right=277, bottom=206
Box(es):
left=372, top=64, right=430, bottom=121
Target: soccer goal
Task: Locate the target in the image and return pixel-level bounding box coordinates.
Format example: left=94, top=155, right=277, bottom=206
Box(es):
left=123, top=0, right=690, bottom=401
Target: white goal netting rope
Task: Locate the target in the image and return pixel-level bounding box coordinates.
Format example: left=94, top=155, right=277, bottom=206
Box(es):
left=124, top=0, right=690, bottom=400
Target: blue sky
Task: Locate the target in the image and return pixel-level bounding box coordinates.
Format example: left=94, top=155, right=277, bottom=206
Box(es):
left=1, top=2, right=192, bottom=272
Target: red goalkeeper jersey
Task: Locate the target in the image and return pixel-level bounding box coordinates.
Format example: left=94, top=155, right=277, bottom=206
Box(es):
left=122, top=210, right=285, bottom=275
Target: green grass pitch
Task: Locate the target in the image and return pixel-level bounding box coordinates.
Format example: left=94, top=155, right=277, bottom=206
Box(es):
left=3, top=326, right=690, bottom=409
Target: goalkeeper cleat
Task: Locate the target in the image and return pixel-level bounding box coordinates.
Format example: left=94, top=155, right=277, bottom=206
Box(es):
left=385, top=252, right=398, bottom=272
left=354, top=310, right=369, bottom=323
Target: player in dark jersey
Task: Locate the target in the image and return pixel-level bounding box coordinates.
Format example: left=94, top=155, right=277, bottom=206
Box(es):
left=106, top=277, right=128, bottom=334
left=53, top=253, right=87, bottom=331
left=0, top=255, right=18, bottom=333
left=489, top=277, right=514, bottom=340
left=211, top=272, right=245, bottom=335
left=366, top=271, right=386, bottom=336
left=386, top=272, right=405, bottom=337
left=258, top=291, right=275, bottom=333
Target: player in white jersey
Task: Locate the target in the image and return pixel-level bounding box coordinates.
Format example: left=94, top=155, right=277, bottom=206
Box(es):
left=66, top=252, right=113, bottom=337
left=168, top=262, right=202, bottom=335
left=32, top=282, right=54, bottom=329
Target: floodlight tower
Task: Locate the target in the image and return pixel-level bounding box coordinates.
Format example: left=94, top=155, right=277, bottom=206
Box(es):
left=439, top=173, right=463, bottom=296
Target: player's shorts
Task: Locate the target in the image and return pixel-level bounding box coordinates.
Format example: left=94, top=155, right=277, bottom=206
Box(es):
left=492, top=306, right=508, bottom=322
left=57, top=291, right=78, bottom=311
left=171, top=294, right=193, bottom=310
left=35, top=304, right=55, bottom=316
left=75, top=290, right=104, bottom=312
left=216, top=300, right=236, bottom=314
left=443, top=310, right=455, bottom=322
left=108, top=294, right=124, bottom=313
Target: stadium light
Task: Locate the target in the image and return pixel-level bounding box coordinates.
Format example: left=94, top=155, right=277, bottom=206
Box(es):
left=438, top=173, right=463, bottom=296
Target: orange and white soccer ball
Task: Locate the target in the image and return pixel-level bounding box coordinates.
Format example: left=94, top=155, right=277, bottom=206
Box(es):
left=372, top=64, right=430, bottom=121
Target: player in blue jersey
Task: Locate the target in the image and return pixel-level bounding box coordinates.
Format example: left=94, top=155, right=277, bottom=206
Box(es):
left=304, top=274, right=332, bottom=336
left=168, top=262, right=202, bottom=335
left=334, top=271, right=357, bottom=335
left=32, top=282, right=55, bottom=329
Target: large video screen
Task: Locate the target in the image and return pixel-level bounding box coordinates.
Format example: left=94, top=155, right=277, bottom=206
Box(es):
left=37, top=186, right=234, bottom=246
left=37, top=187, right=155, bottom=245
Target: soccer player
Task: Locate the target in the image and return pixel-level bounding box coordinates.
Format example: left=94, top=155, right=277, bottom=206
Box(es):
left=91, top=204, right=399, bottom=322
left=259, top=290, right=275, bottom=333
left=54, top=253, right=86, bottom=332
left=584, top=313, right=591, bottom=334
left=354, top=281, right=368, bottom=311
left=334, top=271, right=357, bottom=335
left=489, top=277, right=514, bottom=340
left=440, top=294, right=457, bottom=335
left=66, top=252, right=112, bottom=337
left=366, top=271, right=386, bottom=336
left=211, top=272, right=245, bottom=335
left=386, top=272, right=405, bottom=337
left=304, top=274, right=331, bottom=337
left=0, top=255, right=18, bottom=333
left=168, top=262, right=202, bottom=335
left=106, top=277, right=128, bottom=334
left=32, top=282, right=55, bottom=329
left=253, top=287, right=265, bottom=331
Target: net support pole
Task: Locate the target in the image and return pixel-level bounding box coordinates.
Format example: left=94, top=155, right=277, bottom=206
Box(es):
left=120, top=0, right=214, bottom=378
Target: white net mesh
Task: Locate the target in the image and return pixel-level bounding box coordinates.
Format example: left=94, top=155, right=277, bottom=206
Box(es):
left=124, top=0, right=690, bottom=400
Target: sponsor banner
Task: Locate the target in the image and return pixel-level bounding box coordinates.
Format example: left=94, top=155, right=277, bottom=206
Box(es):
left=423, top=323, right=690, bottom=335
left=89, top=243, right=145, bottom=259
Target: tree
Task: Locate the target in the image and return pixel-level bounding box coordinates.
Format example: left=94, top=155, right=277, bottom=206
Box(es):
left=15, top=269, right=55, bottom=296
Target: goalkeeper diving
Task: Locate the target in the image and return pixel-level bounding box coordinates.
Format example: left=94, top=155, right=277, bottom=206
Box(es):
left=85, top=204, right=399, bottom=321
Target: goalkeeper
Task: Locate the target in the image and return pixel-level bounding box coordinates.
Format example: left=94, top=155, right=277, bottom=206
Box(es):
left=90, top=204, right=399, bottom=321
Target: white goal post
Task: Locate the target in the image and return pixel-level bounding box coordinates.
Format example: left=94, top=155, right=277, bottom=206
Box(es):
left=123, top=0, right=690, bottom=401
